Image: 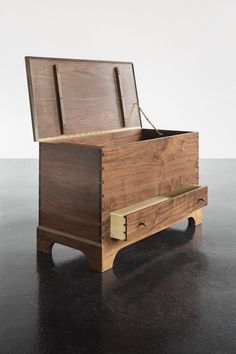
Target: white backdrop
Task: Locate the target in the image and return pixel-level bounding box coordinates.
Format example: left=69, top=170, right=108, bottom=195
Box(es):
left=0, top=0, right=236, bottom=158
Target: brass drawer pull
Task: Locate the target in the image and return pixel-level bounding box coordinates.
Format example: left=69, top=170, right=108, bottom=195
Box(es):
left=198, top=198, right=205, bottom=203
left=139, top=221, right=147, bottom=227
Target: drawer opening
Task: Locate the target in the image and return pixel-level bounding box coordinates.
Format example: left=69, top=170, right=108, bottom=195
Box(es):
left=110, top=185, right=207, bottom=241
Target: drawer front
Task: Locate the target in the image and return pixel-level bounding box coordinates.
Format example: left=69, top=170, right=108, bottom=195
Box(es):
left=110, top=185, right=207, bottom=241
left=126, top=186, right=207, bottom=241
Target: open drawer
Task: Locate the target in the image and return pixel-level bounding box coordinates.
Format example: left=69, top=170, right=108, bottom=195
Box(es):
left=110, top=185, right=208, bottom=241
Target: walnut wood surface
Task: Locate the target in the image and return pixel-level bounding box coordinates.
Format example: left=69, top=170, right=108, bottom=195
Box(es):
left=101, top=132, right=199, bottom=241
left=37, top=227, right=103, bottom=271
left=27, top=57, right=207, bottom=272
left=36, top=129, right=205, bottom=271
left=188, top=208, right=203, bottom=226
left=101, top=206, right=205, bottom=271
left=110, top=185, right=205, bottom=240
left=126, top=186, right=207, bottom=240
left=39, top=142, right=101, bottom=242
left=51, top=127, right=142, bottom=147
left=37, top=206, right=204, bottom=272
left=25, top=57, right=141, bottom=140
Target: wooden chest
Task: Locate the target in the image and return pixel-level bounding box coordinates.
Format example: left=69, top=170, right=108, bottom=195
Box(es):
left=25, top=56, right=208, bottom=272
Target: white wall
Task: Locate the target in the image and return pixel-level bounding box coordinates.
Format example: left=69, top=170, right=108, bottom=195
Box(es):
left=0, top=0, right=236, bottom=158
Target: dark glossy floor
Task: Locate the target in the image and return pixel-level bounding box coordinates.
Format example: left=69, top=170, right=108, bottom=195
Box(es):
left=0, top=159, right=236, bottom=354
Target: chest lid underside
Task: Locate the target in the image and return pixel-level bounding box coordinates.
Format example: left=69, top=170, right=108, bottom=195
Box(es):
left=25, top=56, right=142, bottom=141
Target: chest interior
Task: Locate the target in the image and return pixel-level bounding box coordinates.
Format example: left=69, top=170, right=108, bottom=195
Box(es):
left=40, top=128, right=192, bottom=150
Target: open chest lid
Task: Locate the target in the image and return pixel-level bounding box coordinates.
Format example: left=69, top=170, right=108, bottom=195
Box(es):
left=25, top=56, right=142, bottom=141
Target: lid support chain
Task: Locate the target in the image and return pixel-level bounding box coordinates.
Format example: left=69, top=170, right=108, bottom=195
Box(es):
left=128, top=102, right=163, bottom=136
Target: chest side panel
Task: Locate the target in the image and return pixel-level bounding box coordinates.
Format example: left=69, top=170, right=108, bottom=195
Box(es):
left=101, top=132, right=199, bottom=241
left=39, top=143, right=101, bottom=242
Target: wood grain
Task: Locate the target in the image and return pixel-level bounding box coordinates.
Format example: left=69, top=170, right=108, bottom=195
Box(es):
left=26, top=56, right=208, bottom=272
left=25, top=56, right=141, bottom=140
left=110, top=185, right=207, bottom=240
left=101, top=132, right=199, bottom=241
left=110, top=185, right=202, bottom=240
left=36, top=129, right=205, bottom=271
left=37, top=227, right=103, bottom=271
left=102, top=207, right=205, bottom=271
left=114, top=66, right=127, bottom=127
left=188, top=208, right=203, bottom=226
left=50, top=127, right=142, bottom=147
left=39, top=142, right=101, bottom=242
left=126, top=186, right=207, bottom=241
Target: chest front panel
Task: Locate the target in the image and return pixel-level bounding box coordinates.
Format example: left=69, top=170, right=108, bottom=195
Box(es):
left=101, top=132, right=199, bottom=241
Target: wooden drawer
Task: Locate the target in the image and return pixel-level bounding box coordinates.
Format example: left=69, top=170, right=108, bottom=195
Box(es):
left=110, top=185, right=208, bottom=241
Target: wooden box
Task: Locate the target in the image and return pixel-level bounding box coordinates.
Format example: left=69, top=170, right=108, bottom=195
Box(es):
left=25, top=56, right=208, bottom=272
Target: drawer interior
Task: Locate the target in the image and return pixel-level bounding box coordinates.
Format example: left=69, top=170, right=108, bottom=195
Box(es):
left=110, top=185, right=207, bottom=240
